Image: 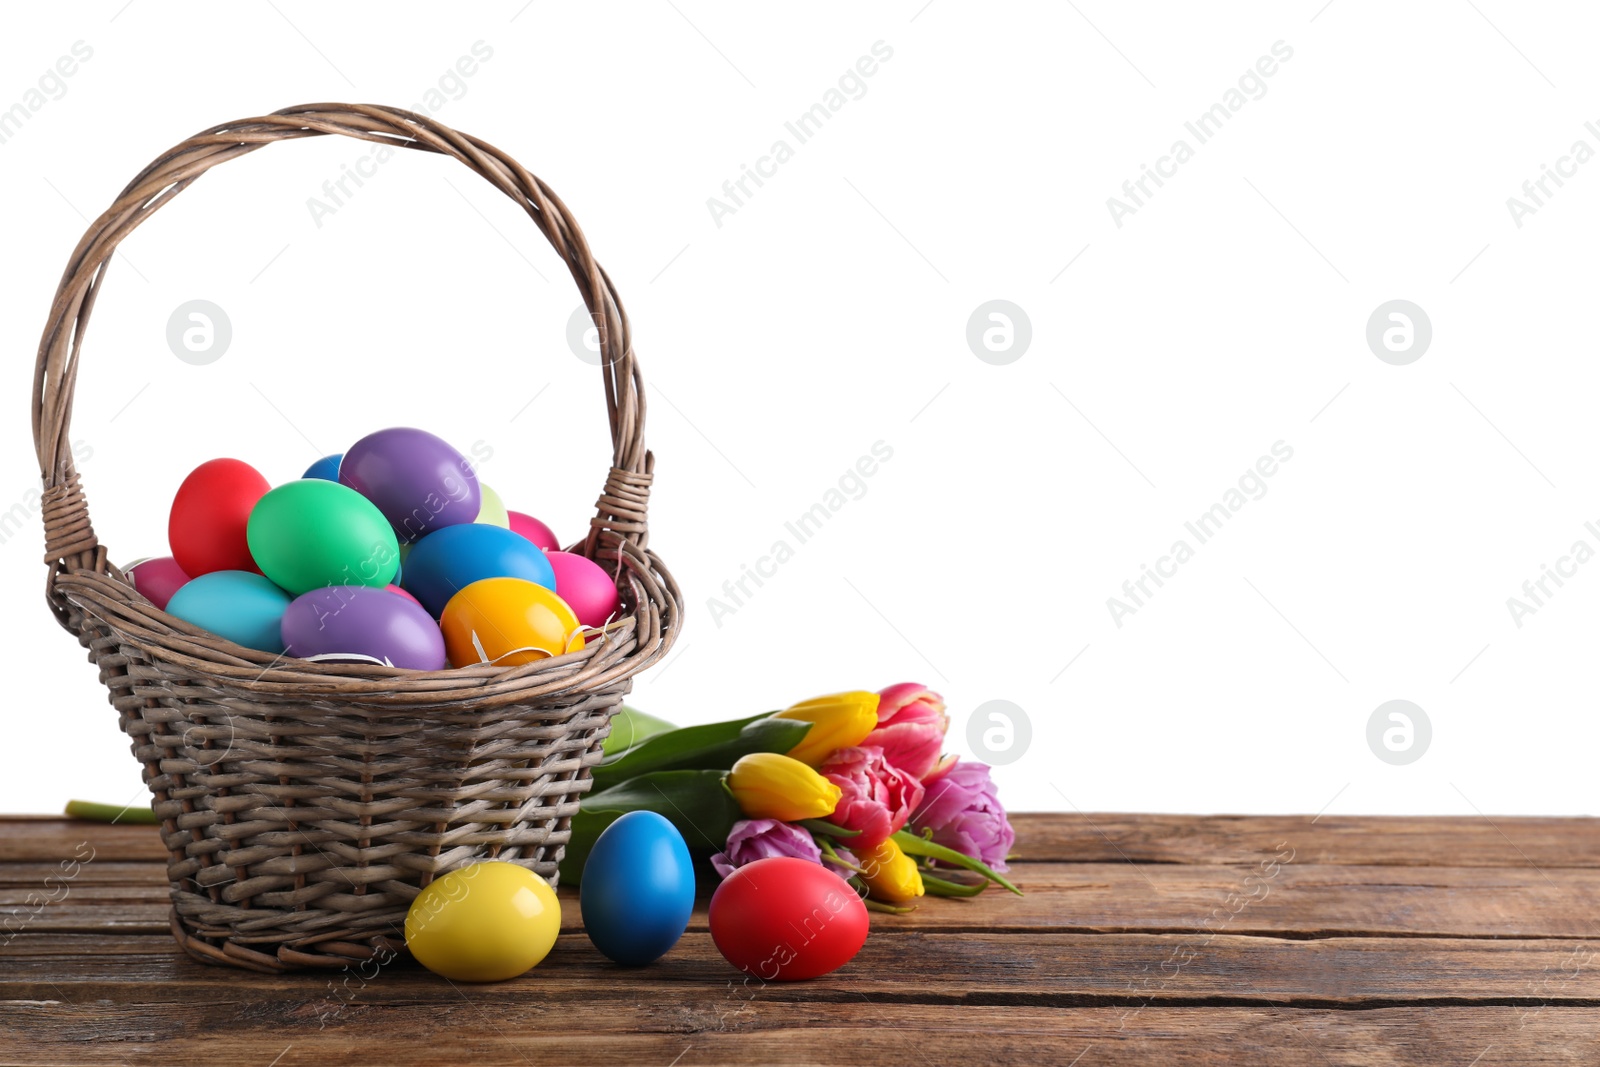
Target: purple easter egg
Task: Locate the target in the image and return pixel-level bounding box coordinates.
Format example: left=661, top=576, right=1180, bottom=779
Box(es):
left=339, top=428, right=481, bottom=544
left=281, top=585, right=447, bottom=670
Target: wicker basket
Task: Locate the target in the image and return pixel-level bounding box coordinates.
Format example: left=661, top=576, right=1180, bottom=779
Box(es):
left=30, top=104, right=682, bottom=972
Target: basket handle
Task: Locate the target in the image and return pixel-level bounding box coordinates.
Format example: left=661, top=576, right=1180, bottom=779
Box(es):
left=32, top=103, right=653, bottom=608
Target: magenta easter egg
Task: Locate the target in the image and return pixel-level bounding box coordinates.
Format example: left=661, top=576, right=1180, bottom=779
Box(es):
left=126, top=556, right=190, bottom=611
left=386, top=584, right=423, bottom=608
left=339, top=427, right=481, bottom=544
left=508, top=511, right=559, bottom=552
left=281, top=586, right=446, bottom=670
left=545, top=551, right=620, bottom=628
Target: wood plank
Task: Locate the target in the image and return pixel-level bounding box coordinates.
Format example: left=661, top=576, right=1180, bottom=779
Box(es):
left=6, top=931, right=1600, bottom=1006
left=9, top=812, right=1600, bottom=869
left=8, top=862, right=1600, bottom=939
left=0, top=1003, right=1595, bottom=1066
left=0, top=820, right=166, bottom=863
left=1010, top=812, right=1600, bottom=867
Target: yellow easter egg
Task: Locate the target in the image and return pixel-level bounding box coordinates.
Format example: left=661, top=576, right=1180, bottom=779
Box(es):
left=405, top=861, right=561, bottom=982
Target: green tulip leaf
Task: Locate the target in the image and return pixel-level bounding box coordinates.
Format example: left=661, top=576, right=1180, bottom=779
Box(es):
left=560, top=769, right=742, bottom=884
left=589, top=713, right=812, bottom=791
left=602, top=706, right=678, bottom=757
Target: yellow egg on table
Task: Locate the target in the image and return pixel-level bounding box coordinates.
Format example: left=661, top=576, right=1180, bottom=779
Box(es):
left=405, top=861, right=561, bottom=982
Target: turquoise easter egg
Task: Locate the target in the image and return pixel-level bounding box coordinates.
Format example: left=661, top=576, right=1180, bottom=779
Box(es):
left=166, top=570, right=292, bottom=653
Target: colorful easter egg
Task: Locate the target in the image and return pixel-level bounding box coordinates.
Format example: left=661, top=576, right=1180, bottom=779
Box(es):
left=475, top=482, right=510, bottom=528
left=580, top=812, right=694, bottom=966
left=439, top=577, right=584, bottom=667
left=708, top=856, right=869, bottom=981
left=405, top=862, right=561, bottom=982
left=545, top=551, right=621, bottom=628
left=302, top=453, right=343, bottom=481
left=507, top=511, right=559, bottom=552
left=339, top=427, right=480, bottom=543
left=401, top=524, right=555, bottom=618
left=125, top=556, right=190, bottom=611
left=168, top=459, right=270, bottom=576
left=280, top=585, right=446, bottom=670
left=246, top=480, right=399, bottom=596
left=166, top=570, right=292, bottom=653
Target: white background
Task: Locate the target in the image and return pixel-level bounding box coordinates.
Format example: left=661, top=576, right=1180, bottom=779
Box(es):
left=2, top=1, right=1594, bottom=819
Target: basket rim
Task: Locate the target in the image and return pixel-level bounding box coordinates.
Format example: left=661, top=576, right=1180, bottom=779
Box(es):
left=34, top=103, right=684, bottom=699
left=56, top=542, right=680, bottom=704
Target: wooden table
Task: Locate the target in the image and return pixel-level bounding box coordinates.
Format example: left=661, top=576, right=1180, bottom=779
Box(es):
left=3, top=812, right=1598, bottom=1065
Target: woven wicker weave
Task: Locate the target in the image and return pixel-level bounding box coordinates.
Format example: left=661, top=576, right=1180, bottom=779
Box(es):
left=30, top=104, right=682, bottom=972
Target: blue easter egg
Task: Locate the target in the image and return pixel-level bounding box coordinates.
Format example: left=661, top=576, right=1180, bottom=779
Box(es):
left=580, top=811, right=695, bottom=966
left=401, top=523, right=555, bottom=617
left=303, top=453, right=343, bottom=481
left=166, top=570, right=292, bottom=653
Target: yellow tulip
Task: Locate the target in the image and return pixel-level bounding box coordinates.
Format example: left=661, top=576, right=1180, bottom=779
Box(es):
left=772, top=691, right=880, bottom=766
left=726, top=752, right=842, bottom=821
left=858, top=838, right=925, bottom=903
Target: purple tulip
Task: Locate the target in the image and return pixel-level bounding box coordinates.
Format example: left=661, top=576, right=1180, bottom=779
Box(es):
left=711, top=819, right=832, bottom=880
left=910, top=761, right=1015, bottom=872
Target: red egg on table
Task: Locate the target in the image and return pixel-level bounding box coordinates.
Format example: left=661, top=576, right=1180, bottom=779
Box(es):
left=168, top=458, right=270, bottom=576
left=708, top=856, right=869, bottom=981
left=125, top=556, right=190, bottom=611
left=507, top=511, right=559, bottom=552
left=386, top=584, right=422, bottom=608
left=545, top=550, right=621, bottom=628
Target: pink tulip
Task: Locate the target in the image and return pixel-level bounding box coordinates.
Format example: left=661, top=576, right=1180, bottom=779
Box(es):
left=911, top=760, right=1015, bottom=872
left=864, top=683, right=955, bottom=782
left=820, top=744, right=926, bottom=851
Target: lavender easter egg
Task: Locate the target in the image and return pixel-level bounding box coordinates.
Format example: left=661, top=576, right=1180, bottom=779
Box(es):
left=281, top=585, right=446, bottom=670
left=339, top=428, right=480, bottom=544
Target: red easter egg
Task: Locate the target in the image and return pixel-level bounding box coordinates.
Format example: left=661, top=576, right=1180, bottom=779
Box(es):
left=168, top=459, right=270, bottom=577
left=708, top=857, right=869, bottom=981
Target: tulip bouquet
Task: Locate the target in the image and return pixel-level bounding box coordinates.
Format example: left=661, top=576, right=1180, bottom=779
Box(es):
left=560, top=684, right=1020, bottom=910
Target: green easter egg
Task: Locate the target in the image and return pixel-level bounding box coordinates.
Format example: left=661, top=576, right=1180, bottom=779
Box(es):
left=475, top=481, right=510, bottom=528
left=247, top=479, right=399, bottom=595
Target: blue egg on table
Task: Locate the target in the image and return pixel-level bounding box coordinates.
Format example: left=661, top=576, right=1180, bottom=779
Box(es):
left=303, top=453, right=343, bottom=481
left=165, top=570, right=292, bottom=653
left=580, top=811, right=695, bottom=966
left=401, top=523, right=556, bottom=618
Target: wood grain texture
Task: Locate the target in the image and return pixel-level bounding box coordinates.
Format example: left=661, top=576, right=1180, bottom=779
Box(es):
left=3, top=814, right=1599, bottom=1065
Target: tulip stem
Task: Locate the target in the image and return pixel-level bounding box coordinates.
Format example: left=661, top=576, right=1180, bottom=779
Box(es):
left=861, top=897, right=918, bottom=915
left=64, top=799, right=158, bottom=825
left=800, top=819, right=861, bottom=838
left=817, top=838, right=867, bottom=874
left=920, top=872, right=989, bottom=898
left=893, top=830, right=1023, bottom=896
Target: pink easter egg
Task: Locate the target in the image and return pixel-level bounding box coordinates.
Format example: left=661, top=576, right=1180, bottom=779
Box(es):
left=545, top=550, right=621, bottom=629
left=126, top=556, right=191, bottom=611
left=507, top=511, right=560, bottom=553
left=386, top=584, right=423, bottom=608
